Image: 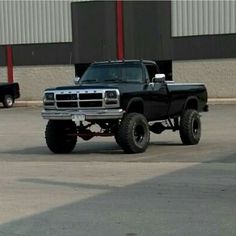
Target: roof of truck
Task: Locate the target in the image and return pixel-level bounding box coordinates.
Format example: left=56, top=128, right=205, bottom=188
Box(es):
left=92, top=59, right=157, bottom=66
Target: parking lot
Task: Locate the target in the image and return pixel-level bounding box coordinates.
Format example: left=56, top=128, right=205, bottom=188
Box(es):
left=0, top=105, right=236, bottom=236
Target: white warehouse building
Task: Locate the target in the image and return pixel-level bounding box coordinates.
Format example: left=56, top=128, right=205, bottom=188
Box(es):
left=0, top=0, right=236, bottom=100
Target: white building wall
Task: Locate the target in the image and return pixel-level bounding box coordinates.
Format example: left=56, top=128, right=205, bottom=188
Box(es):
left=13, top=65, right=74, bottom=101
left=173, top=58, right=236, bottom=98
left=1, top=65, right=75, bottom=100
left=0, top=67, right=7, bottom=83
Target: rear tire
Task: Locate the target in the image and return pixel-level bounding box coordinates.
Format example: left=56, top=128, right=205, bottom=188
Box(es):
left=45, top=120, right=77, bottom=153
left=116, top=113, right=150, bottom=153
left=180, top=109, right=201, bottom=145
left=3, top=94, right=14, bottom=108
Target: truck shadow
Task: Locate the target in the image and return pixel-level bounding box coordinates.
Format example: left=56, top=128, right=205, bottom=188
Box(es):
left=0, top=141, right=182, bottom=156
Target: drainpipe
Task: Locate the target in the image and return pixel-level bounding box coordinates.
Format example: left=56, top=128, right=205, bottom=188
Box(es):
left=116, top=0, right=124, bottom=60
left=6, top=45, right=13, bottom=84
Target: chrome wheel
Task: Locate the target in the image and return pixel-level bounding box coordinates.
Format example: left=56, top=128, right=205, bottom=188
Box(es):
left=3, top=95, right=14, bottom=108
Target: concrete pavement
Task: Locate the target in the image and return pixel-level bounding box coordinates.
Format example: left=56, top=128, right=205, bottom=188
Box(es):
left=0, top=105, right=235, bottom=236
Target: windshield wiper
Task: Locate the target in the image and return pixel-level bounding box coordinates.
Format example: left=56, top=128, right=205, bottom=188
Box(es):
left=81, top=79, right=99, bottom=83
left=104, top=79, right=121, bottom=83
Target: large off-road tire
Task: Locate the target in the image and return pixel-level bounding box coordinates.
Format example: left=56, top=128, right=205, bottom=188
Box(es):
left=116, top=113, right=150, bottom=153
left=45, top=120, right=77, bottom=153
left=179, top=109, right=201, bottom=145
left=3, top=94, right=14, bottom=108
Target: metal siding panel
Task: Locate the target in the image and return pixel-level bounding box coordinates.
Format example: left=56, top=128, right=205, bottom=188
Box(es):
left=178, top=1, right=183, bottom=36
left=53, top=0, right=59, bottom=42
left=0, top=0, right=74, bottom=45
left=219, top=0, right=225, bottom=34
left=33, top=2, right=39, bottom=43
left=4, top=2, right=9, bottom=42
left=12, top=2, right=17, bottom=43
left=41, top=1, right=47, bottom=43
left=66, top=1, right=72, bottom=42
left=192, top=1, right=198, bottom=35
left=30, top=1, right=35, bottom=43
left=172, top=0, right=236, bottom=37
left=198, top=0, right=204, bottom=35
left=202, top=0, right=208, bottom=35
left=65, top=2, right=71, bottom=42
left=225, top=0, right=230, bottom=33
left=72, top=1, right=117, bottom=63
left=182, top=1, right=188, bottom=36
left=37, top=1, right=43, bottom=43
left=24, top=1, right=30, bottom=43
left=230, top=0, right=236, bottom=33
left=213, top=1, right=219, bottom=34
left=171, top=0, right=178, bottom=37
left=187, top=1, right=193, bottom=36
left=0, top=2, right=5, bottom=44
left=45, top=1, right=52, bottom=42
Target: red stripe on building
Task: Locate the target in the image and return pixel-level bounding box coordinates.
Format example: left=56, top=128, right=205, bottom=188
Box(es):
left=6, top=45, right=14, bottom=84
left=116, top=0, right=124, bottom=60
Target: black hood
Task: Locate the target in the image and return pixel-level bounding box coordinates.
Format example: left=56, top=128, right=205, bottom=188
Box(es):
left=45, top=83, right=146, bottom=94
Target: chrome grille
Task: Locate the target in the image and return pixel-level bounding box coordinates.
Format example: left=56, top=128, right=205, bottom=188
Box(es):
left=79, top=93, right=102, bottom=100
left=56, top=94, right=77, bottom=100
left=79, top=101, right=103, bottom=107
left=57, top=102, right=78, bottom=108
left=55, top=92, right=103, bottom=108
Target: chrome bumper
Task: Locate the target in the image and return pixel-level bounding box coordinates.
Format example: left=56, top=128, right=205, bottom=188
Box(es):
left=42, top=108, right=125, bottom=120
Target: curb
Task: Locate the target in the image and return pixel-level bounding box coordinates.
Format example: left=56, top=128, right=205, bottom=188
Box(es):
left=208, top=98, right=236, bottom=105
left=15, top=101, right=43, bottom=107
left=15, top=98, right=236, bottom=107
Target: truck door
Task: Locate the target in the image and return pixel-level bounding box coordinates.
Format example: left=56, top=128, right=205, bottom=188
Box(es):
left=151, top=82, right=169, bottom=119
left=144, top=64, right=169, bottom=120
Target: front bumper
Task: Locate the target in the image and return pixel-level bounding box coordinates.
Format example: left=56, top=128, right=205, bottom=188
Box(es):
left=42, top=108, right=125, bottom=120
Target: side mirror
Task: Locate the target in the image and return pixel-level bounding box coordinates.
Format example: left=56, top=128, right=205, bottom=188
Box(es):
left=73, top=76, right=80, bottom=85
left=153, top=74, right=166, bottom=83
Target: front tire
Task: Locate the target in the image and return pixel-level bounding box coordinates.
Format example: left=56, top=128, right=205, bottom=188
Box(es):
left=180, top=109, right=201, bottom=145
left=116, top=113, right=150, bottom=153
left=45, top=120, right=77, bottom=153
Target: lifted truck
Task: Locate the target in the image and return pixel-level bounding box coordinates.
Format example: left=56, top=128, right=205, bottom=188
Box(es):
left=42, top=60, right=208, bottom=154
left=0, top=82, right=20, bottom=108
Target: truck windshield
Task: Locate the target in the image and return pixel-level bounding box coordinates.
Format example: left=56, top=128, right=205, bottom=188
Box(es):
left=80, top=64, right=143, bottom=84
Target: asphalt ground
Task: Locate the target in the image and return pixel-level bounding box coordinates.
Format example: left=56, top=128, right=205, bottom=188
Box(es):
left=0, top=105, right=235, bottom=236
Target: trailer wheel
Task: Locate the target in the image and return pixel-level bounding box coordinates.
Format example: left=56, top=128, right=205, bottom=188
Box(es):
left=3, top=94, right=14, bottom=108
left=45, top=120, right=77, bottom=153
left=180, top=109, right=201, bottom=145
left=116, top=113, right=150, bottom=153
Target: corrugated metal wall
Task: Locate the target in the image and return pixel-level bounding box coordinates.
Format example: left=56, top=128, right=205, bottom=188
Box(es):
left=0, top=0, right=73, bottom=45
left=172, top=0, right=236, bottom=37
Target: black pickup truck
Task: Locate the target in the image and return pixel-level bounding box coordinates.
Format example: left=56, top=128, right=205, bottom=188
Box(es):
left=42, top=60, right=208, bottom=154
left=0, top=82, right=20, bottom=108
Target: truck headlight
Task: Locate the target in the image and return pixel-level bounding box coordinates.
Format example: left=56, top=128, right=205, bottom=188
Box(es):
left=105, top=91, right=117, bottom=99
left=105, top=90, right=119, bottom=106
left=44, top=93, right=54, bottom=100
left=43, top=92, right=55, bottom=107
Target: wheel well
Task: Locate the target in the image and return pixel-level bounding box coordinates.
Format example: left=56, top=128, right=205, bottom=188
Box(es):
left=185, top=99, right=198, bottom=111
left=127, top=101, right=144, bottom=114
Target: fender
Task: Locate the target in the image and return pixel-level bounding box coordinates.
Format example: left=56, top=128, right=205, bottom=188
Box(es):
left=126, top=97, right=144, bottom=113
left=183, top=96, right=199, bottom=111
